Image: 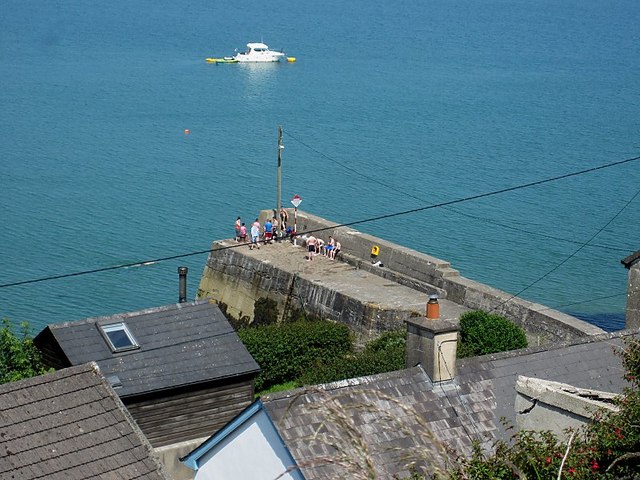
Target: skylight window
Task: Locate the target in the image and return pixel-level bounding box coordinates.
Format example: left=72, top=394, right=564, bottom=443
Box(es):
left=99, top=322, right=139, bottom=352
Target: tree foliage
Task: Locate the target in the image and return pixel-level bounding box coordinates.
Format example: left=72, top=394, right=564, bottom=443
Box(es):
left=0, top=318, right=51, bottom=384
left=457, top=310, right=528, bottom=358
left=238, top=320, right=353, bottom=391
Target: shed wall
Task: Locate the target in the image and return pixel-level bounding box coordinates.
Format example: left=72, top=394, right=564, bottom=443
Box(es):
left=124, top=377, right=255, bottom=447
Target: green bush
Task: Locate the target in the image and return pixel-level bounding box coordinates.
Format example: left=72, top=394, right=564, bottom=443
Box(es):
left=363, top=329, right=406, bottom=356
left=457, top=310, right=527, bottom=358
left=299, top=330, right=406, bottom=385
left=0, top=318, right=51, bottom=384
left=238, top=320, right=352, bottom=391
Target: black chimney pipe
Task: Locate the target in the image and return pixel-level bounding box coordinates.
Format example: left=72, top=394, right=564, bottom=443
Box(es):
left=178, top=266, right=188, bottom=303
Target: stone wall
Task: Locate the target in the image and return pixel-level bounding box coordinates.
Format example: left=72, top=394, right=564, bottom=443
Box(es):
left=198, top=210, right=604, bottom=343
left=198, top=244, right=418, bottom=342
left=624, top=256, right=640, bottom=329
left=279, top=210, right=604, bottom=341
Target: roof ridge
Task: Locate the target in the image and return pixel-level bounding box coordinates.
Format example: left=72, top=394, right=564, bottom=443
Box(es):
left=48, top=300, right=210, bottom=328
left=262, top=365, right=429, bottom=402
left=458, top=329, right=639, bottom=366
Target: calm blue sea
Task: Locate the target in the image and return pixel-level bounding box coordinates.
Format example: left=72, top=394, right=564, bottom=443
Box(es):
left=1, top=0, right=639, bottom=333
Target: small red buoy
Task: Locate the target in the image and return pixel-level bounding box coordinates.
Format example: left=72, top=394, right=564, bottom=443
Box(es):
left=184, top=129, right=190, bottom=135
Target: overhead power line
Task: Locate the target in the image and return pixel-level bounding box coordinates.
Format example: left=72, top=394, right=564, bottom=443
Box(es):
left=490, top=186, right=640, bottom=312
left=1, top=153, right=639, bottom=290
left=285, top=131, right=637, bottom=253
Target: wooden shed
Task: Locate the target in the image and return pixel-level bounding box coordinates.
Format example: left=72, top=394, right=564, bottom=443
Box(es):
left=34, top=301, right=260, bottom=447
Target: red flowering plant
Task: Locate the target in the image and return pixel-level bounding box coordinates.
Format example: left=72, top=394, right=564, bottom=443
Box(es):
left=581, top=336, right=640, bottom=478
left=446, top=336, right=640, bottom=480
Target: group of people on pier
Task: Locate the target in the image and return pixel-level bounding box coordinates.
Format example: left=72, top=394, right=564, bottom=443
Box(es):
left=302, top=234, right=341, bottom=261
left=233, top=210, right=341, bottom=260
left=234, top=209, right=293, bottom=250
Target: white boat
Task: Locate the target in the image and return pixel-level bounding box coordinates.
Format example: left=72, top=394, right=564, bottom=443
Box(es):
left=234, top=42, right=286, bottom=63
left=205, top=42, right=296, bottom=64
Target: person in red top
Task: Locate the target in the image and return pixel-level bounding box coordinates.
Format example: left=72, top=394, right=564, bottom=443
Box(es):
left=239, top=223, right=248, bottom=243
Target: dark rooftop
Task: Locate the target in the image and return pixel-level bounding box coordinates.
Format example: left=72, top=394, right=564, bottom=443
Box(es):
left=35, top=301, right=260, bottom=398
left=0, top=363, right=171, bottom=480
left=263, top=330, right=635, bottom=479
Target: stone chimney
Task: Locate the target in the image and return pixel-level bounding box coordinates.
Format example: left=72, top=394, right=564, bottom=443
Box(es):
left=621, top=251, right=640, bottom=330
left=405, top=296, right=459, bottom=382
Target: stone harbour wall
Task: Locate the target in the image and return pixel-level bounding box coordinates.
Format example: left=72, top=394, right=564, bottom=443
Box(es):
left=280, top=210, right=604, bottom=341
left=198, top=244, right=418, bottom=342
left=198, top=210, right=605, bottom=343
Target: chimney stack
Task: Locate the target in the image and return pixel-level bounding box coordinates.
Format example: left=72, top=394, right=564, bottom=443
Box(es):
left=621, top=251, right=640, bottom=330
left=406, top=295, right=458, bottom=382
left=178, top=266, right=188, bottom=303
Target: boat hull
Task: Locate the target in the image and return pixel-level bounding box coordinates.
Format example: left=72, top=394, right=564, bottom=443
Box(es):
left=205, top=57, right=238, bottom=64
left=206, top=43, right=291, bottom=64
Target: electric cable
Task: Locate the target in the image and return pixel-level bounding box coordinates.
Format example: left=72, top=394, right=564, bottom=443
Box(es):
left=1, top=153, right=639, bottom=289
left=285, top=131, right=637, bottom=254
left=546, top=292, right=627, bottom=311
left=490, top=187, right=640, bottom=312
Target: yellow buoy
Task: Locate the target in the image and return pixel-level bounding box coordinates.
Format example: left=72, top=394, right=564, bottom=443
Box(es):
left=286, top=57, right=296, bottom=63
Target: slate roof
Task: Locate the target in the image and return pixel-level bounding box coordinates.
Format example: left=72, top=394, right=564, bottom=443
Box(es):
left=0, top=363, right=171, bottom=480
left=34, top=301, right=260, bottom=398
left=264, top=366, right=493, bottom=479
left=456, top=330, right=633, bottom=435
left=263, top=330, right=635, bottom=479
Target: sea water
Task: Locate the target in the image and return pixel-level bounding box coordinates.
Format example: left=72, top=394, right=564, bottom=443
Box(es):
left=1, top=0, right=639, bottom=333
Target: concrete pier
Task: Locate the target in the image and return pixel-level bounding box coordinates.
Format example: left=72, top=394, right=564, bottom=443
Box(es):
left=198, top=210, right=605, bottom=344
left=198, top=239, right=468, bottom=343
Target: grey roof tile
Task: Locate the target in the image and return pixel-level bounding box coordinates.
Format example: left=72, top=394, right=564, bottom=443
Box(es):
left=261, top=331, right=637, bottom=479
left=0, top=363, right=170, bottom=480
left=35, top=301, right=259, bottom=398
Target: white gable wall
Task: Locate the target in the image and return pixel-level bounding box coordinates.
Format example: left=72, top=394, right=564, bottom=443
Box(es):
left=195, top=409, right=300, bottom=480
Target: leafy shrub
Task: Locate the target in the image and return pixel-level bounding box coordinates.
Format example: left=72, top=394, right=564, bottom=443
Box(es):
left=0, top=318, right=51, bottom=384
left=238, top=320, right=352, bottom=391
left=299, top=330, right=406, bottom=385
left=457, top=310, right=527, bottom=358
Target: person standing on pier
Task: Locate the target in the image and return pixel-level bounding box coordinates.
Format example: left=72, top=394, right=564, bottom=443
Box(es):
left=306, top=235, right=317, bottom=261
left=234, top=217, right=241, bottom=242
left=250, top=222, right=260, bottom=250
left=239, top=223, right=248, bottom=243
left=264, top=218, right=273, bottom=244
left=280, top=208, right=288, bottom=232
